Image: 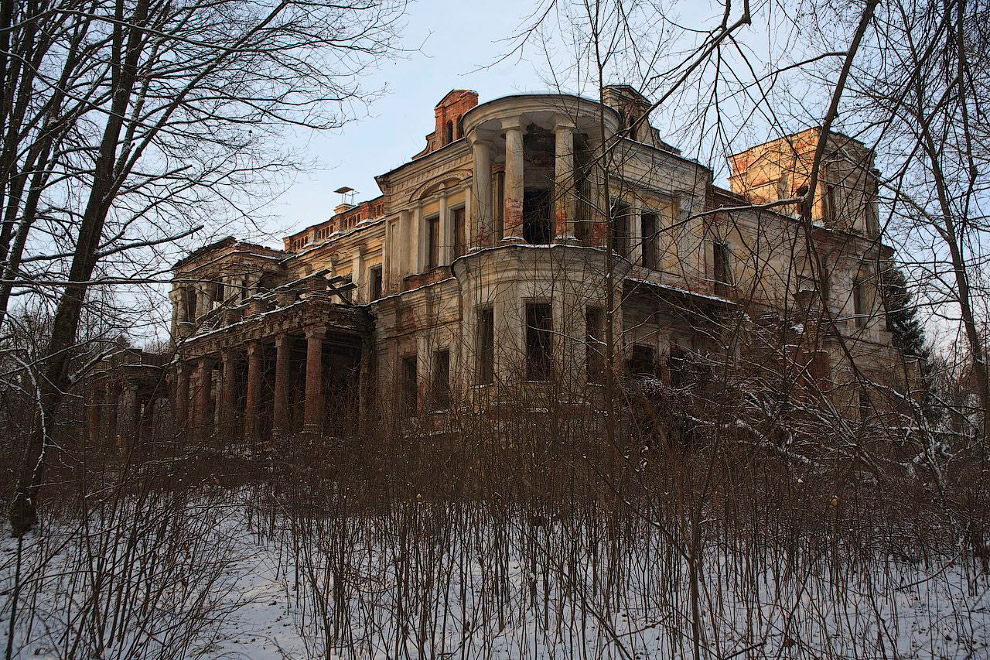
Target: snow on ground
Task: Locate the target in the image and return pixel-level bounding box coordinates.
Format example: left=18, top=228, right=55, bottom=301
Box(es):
left=2, top=496, right=989, bottom=659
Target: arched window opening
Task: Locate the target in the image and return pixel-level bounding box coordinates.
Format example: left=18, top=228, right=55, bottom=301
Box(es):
left=456, top=115, right=464, bottom=139
left=444, top=120, right=454, bottom=145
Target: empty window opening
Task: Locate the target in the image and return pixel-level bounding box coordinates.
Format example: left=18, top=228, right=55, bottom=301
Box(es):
left=185, top=287, right=197, bottom=321
left=427, top=215, right=440, bottom=269
left=859, top=389, right=872, bottom=422
left=713, top=240, right=731, bottom=296
left=641, top=212, right=659, bottom=269
left=627, top=344, right=657, bottom=378
left=586, top=306, right=606, bottom=384
left=476, top=307, right=494, bottom=385
left=444, top=120, right=454, bottom=145
left=575, top=175, right=591, bottom=242
left=213, top=281, right=225, bottom=307
left=525, top=302, right=553, bottom=381
left=853, top=279, right=869, bottom=328
left=611, top=202, right=629, bottom=256
left=452, top=206, right=466, bottom=258
left=401, top=354, right=418, bottom=416
left=432, top=349, right=451, bottom=410
left=668, top=346, right=687, bottom=388
left=523, top=188, right=553, bottom=244
left=825, top=183, right=838, bottom=225
left=369, top=265, right=383, bottom=301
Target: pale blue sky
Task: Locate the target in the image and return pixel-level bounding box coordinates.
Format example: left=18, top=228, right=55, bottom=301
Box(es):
left=261, top=0, right=556, bottom=244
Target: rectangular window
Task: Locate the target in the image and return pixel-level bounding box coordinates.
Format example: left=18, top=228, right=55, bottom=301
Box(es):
left=585, top=306, right=605, bottom=384
left=427, top=216, right=440, bottom=268
left=641, top=213, right=658, bottom=269
left=432, top=350, right=451, bottom=410
left=853, top=279, right=867, bottom=328
left=859, top=389, right=872, bottom=422
left=525, top=302, right=553, bottom=381
left=453, top=207, right=466, bottom=258
left=668, top=346, right=687, bottom=388
left=575, top=176, right=591, bottom=242
left=184, top=287, right=197, bottom=321
left=401, top=354, right=418, bottom=416
left=713, top=240, right=731, bottom=296
left=611, top=202, right=629, bottom=256
left=627, top=344, right=656, bottom=377
left=475, top=307, right=494, bottom=385
left=369, top=265, right=383, bottom=300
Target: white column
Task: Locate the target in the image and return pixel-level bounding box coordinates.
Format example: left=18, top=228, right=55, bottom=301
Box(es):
left=394, top=211, right=415, bottom=290
left=553, top=118, right=576, bottom=242
left=415, top=203, right=429, bottom=272
left=629, top=196, right=643, bottom=265
left=464, top=185, right=474, bottom=252
left=502, top=119, right=525, bottom=243
left=470, top=136, right=493, bottom=249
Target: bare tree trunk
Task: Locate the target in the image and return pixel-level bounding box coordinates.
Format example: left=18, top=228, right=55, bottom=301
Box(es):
left=9, top=0, right=150, bottom=535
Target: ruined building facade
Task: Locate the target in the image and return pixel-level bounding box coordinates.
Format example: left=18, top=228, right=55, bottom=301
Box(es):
left=141, top=87, right=908, bottom=443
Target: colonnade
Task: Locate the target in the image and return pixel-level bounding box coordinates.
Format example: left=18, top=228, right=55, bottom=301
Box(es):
left=174, top=325, right=337, bottom=443
left=86, top=381, right=161, bottom=447
left=469, top=116, right=580, bottom=247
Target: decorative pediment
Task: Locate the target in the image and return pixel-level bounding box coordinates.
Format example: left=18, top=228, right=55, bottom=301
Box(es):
left=409, top=169, right=472, bottom=203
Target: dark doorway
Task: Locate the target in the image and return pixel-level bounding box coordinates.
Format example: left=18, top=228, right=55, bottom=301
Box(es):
left=523, top=188, right=553, bottom=244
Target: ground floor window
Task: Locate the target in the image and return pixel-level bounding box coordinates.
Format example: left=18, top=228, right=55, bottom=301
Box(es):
left=401, top=354, right=417, bottom=416
left=526, top=302, right=553, bottom=381
left=432, top=349, right=451, bottom=410
left=476, top=307, right=494, bottom=385
left=586, top=306, right=605, bottom=384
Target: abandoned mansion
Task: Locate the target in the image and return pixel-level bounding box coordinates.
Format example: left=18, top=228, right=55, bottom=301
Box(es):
left=85, top=87, right=915, bottom=444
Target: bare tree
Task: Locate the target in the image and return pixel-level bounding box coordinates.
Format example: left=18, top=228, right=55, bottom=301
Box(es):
left=3, top=0, right=407, bottom=534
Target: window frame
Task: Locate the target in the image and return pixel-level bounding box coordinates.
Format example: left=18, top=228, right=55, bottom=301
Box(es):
left=400, top=354, right=418, bottom=417
left=431, top=349, right=451, bottom=410
left=585, top=306, right=606, bottom=385
left=712, top=239, right=732, bottom=296
left=641, top=212, right=659, bottom=269
left=452, top=206, right=467, bottom=258
left=426, top=214, right=440, bottom=269
left=525, top=301, right=554, bottom=382
left=475, top=306, right=495, bottom=386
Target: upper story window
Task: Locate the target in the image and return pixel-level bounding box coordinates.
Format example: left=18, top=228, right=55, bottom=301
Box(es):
left=444, top=120, right=454, bottom=145
left=369, top=265, right=383, bottom=300
left=426, top=215, right=440, bottom=269
left=184, top=286, right=197, bottom=321
left=641, top=212, right=659, bottom=269
left=611, top=202, right=630, bottom=256
left=713, top=240, right=732, bottom=296
left=452, top=206, right=466, bottom=258
left=853, top=278, right=868, bottom=328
